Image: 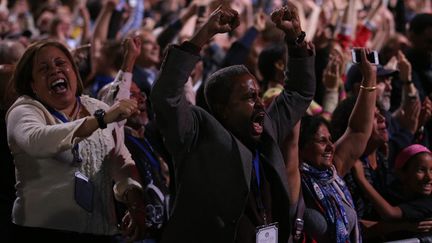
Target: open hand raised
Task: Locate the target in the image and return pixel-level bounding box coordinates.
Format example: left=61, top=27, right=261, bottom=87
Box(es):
left=121, top=36, right=141, bottom=72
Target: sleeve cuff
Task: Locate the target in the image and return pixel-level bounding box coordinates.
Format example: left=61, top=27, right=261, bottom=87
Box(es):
left=287, top=44, right=311, bottom=58
left=117, top=70, right=133, bottom=83
left=179, top=41, right=202, bottom=56
left=171, top=19, right=183, bottom=30
left=113, top=177, right=143, bottom=202
left=338, top=24, right=353, bottom=36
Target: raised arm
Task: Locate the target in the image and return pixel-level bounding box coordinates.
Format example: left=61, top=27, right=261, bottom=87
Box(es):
left=332, top=0, right=357, bottom=49
left=118, top=0, right=144, bottom=37
left=322, top=50, right=344, bottom=116
left=333, top=48, right=377, bottom=177
left=222, top=10, right=266, bottom=67
left=90, top=0, right=117, bottom=81
left=282, top=121, right=301, bottom=205
left=7, top=98, right=138, bottom=158
left=268, top=2, right=316, bottom=145
left=297, top=0, right=322, bottom=41
left=150, top=5, right=239, bottom=154
left=100, top=36, right=142, bottom=106
left=156, top=1, right=198, bottom=54
left=393, top=50, right=421, bottom=135
left=77, top=0, right=91, bottom=45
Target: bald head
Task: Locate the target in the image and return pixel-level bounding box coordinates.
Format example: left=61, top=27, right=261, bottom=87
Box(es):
left=131, top=29, right=160, bottom=67
left=0, top=40, right=25, bottom=108
left=0, top=40, right=25, bottom=64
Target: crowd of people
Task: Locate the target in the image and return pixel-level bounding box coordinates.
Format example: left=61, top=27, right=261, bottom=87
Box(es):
left=0, top=0, right=432, bottom=242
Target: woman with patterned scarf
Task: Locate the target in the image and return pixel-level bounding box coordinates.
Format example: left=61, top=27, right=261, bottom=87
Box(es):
left=293, top=48, right=377, bottom=243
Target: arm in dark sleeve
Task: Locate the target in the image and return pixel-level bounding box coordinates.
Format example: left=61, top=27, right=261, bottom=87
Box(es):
left=267, top=42, right=316, bottom=145
left=399, top=198, right=432, bottom=221
left=392, top=0, right=407, bottom=34
left=222, top=27, right=259, bottom=67
left=150, top=43, right=201, bottom=155
left=157, top=19, right=183, bottom=54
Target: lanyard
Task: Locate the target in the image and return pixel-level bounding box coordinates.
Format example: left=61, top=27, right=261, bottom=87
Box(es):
left=125, top=134, right=161, bottom=172
left=45, top=97, right=82, bottom=163
left=252, top=149, right=268, bottom=224
left=253, top=150, right=261, bottom=188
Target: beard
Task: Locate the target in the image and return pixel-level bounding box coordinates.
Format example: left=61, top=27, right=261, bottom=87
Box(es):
left=378, top=92, right=391, bottom=111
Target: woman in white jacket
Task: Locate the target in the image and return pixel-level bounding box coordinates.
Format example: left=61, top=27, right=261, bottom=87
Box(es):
left=6, top=39, right=146, bottom=242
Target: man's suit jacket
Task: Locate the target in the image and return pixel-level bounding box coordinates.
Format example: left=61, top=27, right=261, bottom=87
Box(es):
left=151, top=45, right=315, bottom=243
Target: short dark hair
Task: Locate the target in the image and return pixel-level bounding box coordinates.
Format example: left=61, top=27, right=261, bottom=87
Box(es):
left=345, top=64, right=398, bottom=93
left=204, top=65, right=251, bottom=114
left=12, top=39, right=84, bottom=98
left=409, top=13, right=432, bottom=35
left=258, top=44, right=285, bottom=84
left=330, top=96, right=357, bottom=141
left=299, top=115, right=330, bottom=151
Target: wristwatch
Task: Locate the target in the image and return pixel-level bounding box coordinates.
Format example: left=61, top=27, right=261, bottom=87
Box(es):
left=285, top=31, right=306, bottom=47
left=295, top=31, right=306, bottom=46
left=94, top=109, right=107, bottom=129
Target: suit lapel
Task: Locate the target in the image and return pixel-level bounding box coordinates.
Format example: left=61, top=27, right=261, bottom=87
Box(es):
left=232, top=135, right=253, bottom=189
left=259, top=132, right=290, bottom=195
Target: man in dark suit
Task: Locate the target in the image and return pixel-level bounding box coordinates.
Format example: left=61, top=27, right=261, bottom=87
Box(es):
left=151, top=3, right=315, bottom=243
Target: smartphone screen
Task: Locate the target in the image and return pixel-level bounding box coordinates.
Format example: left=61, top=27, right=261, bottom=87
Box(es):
left=351, top=49, right=379, bottom=65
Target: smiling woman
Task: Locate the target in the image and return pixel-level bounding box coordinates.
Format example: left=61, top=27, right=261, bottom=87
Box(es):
left=14, top=41, right=83, bottom=108
left=296, top=48, right=378, bottom=243
left=30, top=45, right=80, bottom=115
left=351, top=144, right=432, bottom=241
left=5, top=39, right=145, bottom=242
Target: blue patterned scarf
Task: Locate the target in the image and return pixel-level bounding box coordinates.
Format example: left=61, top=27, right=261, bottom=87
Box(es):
left=300, top=163, right=361, bottom=243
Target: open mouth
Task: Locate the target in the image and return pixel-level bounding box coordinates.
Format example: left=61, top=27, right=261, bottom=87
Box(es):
left=50, top=79, right=68, bottom=94
left=322, top=152, right=333, bottom=161
left=251, top=111, right=265, bottom=136
left=422, top=182, right=432, bottom=191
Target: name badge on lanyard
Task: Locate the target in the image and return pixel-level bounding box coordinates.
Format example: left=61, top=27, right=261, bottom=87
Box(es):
left=253, top=150, right=278, bottom=243
left=256, top=223, right=278, bottom=243
left=74, top=171, right=93, bottom=212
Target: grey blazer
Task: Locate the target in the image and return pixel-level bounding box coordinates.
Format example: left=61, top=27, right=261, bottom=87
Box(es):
left=151, top=45, right=316, bottom=243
